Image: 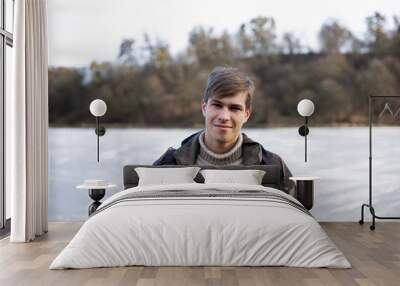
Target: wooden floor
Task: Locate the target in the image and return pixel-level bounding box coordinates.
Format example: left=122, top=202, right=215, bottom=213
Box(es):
left=0, top=222, right=399, bottom=286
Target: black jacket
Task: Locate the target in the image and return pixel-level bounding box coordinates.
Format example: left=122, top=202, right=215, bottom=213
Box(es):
left=153, top=131, right=295, bottom=196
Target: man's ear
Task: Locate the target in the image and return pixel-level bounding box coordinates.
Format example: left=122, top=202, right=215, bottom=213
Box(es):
left=243, top=107, right=252, bottom=124
left=201, top=100, right=207, bottom=117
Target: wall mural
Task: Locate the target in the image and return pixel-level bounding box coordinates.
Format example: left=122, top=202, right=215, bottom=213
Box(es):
left=47, top=2, right=400, bottom=222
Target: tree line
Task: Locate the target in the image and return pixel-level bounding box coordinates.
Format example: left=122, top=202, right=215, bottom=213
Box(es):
left=49, top=12, right=400, bottom=127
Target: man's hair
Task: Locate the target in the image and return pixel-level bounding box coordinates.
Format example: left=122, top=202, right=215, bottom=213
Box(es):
left=203, top=67, right=255, bottom=110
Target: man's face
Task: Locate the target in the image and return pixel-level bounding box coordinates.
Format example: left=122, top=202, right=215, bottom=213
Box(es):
left=201, top=92, right=251, bottom=146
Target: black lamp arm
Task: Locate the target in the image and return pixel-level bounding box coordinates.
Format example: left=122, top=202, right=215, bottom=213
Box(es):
left=298, top=116, right=309, bottom=162
left=94, top=117, right=106, bottom=162
left=305, top=116, right=308, bottom=162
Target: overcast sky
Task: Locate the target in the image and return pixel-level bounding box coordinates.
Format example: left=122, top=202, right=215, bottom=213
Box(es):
left=48, top=0, right=398, bottom=67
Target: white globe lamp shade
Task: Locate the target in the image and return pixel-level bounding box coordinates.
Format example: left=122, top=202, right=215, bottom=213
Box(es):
left=297, top=99, right=314, bottom=117
left=90, top=99, right=107, bottom=117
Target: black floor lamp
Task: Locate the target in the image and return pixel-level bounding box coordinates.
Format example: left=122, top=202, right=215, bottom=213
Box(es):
left=359, top=95, right=400, bottom=230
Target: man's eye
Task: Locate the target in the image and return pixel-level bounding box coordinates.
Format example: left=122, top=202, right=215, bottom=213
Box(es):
left=231, top=107, right=242, bottom=111
left=212, top=103, right=221, bottom=108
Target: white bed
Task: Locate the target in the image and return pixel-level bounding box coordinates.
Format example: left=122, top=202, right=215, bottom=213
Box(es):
left=50, top=183, right=351, bottom=269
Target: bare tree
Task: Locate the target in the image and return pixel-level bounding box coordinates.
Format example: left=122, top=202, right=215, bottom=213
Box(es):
left=281, top=32, right=303, bottom=55
left=319, top=20, right=352, bottom=54
left=366, top=12, right=390, bottom=55
left=118, top=39, right=137, bottom=65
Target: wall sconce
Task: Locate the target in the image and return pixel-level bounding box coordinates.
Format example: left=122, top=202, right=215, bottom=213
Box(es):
left=297, top=99, right=315, bottom=162
left=89, top=99, right=107, bottom=162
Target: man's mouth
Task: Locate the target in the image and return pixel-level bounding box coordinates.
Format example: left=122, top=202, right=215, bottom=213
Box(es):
left=214, top=124, right=232, bottom=129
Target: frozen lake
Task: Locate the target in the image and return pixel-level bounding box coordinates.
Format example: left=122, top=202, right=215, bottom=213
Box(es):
left=48, top=127, right=400, bottom=222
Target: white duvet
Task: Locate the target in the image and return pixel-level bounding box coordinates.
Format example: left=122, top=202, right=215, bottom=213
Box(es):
left=50, top=183, right=351, bottom=269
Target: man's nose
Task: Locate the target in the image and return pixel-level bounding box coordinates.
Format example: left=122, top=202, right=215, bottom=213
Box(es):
left=217, top=107, right=230, bottom=122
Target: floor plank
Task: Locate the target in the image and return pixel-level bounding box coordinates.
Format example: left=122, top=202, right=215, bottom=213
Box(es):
left=0, top=222, right=399, bottom=286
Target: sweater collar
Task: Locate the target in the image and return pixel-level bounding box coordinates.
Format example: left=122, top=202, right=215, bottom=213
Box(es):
left=198, top=132, right=243, bottom=165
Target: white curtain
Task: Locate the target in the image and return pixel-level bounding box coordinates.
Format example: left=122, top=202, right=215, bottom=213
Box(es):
left=8, top=0, right=48, bottom=242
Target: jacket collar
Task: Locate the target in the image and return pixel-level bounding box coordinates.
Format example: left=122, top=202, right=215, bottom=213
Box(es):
left=174, top=130, right=262, bottom=165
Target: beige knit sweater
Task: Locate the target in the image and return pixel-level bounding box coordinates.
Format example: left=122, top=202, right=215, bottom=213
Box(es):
left=195, top=132, right=243, bottom=166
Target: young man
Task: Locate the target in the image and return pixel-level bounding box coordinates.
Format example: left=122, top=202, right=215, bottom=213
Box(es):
left=153, top=67, right=295, bottom=196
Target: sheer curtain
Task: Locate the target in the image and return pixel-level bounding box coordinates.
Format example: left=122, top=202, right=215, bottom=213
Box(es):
left=8, top=0, right=48, bottom=242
